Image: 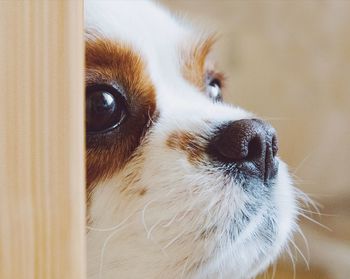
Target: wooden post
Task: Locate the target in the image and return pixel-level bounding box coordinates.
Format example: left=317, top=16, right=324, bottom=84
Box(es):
left=0, top=1, right=86, bottom=279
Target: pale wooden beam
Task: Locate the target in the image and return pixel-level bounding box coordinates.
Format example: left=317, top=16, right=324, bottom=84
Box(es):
left=0, top=1, right=86, bottom=279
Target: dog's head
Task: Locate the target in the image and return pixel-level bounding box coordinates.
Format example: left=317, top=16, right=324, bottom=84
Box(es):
left=85, top=1, right=298, bottom=278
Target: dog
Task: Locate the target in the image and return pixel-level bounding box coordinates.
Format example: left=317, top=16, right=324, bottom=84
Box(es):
left=85, top=1, right=298, bottom=278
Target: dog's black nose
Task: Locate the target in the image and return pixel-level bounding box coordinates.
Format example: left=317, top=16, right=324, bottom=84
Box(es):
left=208, top=119, right=278, bottom=181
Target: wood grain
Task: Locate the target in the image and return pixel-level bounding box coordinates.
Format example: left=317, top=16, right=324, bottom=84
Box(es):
left=0, top=1, right=85, bottom=279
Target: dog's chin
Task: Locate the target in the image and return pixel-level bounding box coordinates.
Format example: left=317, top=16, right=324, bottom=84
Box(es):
left=193, top=159, right=296, bottom=279
left=87, top=156, right=296, bottom=279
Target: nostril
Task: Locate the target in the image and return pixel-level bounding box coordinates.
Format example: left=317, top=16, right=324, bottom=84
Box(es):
left=246, top=135, right=263, bottom=161
left=272, top=135, right=278, bottom=157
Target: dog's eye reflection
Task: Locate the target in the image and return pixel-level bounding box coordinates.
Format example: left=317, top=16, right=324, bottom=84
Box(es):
left=207, top=78, right=222, bottom=102
left=86, top=84, right=127, bottom=134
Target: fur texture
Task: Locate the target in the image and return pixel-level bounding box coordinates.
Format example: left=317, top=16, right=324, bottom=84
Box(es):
left=85, top=1, right=298, bottom=278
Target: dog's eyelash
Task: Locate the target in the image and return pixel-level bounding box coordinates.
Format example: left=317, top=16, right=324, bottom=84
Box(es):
left=206, top=70, right=226, bottom=90
left=206, top=70, right=226, bottom=102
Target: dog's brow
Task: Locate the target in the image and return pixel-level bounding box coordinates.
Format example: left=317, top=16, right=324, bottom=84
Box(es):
left=181, top=35, right=217, bottom=90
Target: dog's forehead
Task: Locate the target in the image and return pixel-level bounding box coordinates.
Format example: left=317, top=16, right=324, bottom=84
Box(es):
left=85, top=1, right=188, bottom=61
left=85, top=0, right=214, bottom=93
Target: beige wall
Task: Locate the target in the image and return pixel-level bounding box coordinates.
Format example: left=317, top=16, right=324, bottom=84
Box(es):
left=162, top=1, right=350, bottom=278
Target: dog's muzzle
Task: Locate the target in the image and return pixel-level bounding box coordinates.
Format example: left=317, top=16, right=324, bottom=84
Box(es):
left=208, top=119, right=279, bottom=183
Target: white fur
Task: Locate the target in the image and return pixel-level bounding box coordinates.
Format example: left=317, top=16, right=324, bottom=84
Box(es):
left=85, top=1, right=298, bottom=278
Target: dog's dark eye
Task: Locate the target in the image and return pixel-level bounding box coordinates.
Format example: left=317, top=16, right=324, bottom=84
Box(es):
left=86, top=84, right=127, bottom=133
left=206, top=78, right=222, bottom=102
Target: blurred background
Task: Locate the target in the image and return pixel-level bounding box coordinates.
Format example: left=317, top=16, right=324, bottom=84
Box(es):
left=161, top=1, right=350, bottom=278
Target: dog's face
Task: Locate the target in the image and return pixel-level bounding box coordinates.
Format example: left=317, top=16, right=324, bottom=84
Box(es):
left=85, top=1, right=298, bottom=279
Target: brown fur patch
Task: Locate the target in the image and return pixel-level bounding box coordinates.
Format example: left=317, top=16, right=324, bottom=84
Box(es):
left=166, top=131, right=206, bottom=164
left=139, top=188, right=147, bottom=196
left=85, top=32, right=156, bottom=198
left=181, top=36, right=216, bottom=90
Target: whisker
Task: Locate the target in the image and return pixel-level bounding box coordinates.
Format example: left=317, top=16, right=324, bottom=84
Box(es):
left=299, top=208, right=336, bottom=217
left=263, top=268, right=267, bottom=279
left=292, top=152, right=314, bottom=175
left=87, top=213, right=133, bottom=232
left=299, top=212, right=332, bottom=231
left=142, top=198, right=159, bottom=236
left=162, top=211, right=180, bottom=228
left=294, top=187, right=321, bottom=215
left=163, top=229, right=186, bottom=250
left=296, top=226, right=310, bottom=262
left=98, top=220, right=131, bottom=279
left=271, top=262, right=277, bottom=279
left=290, top=238, right=309, bottom=270
left=147, top=108, right=156, bottom=125
left=147, top=219, right=162, bottom=239
left=286, top=245, right=296, bottom=279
